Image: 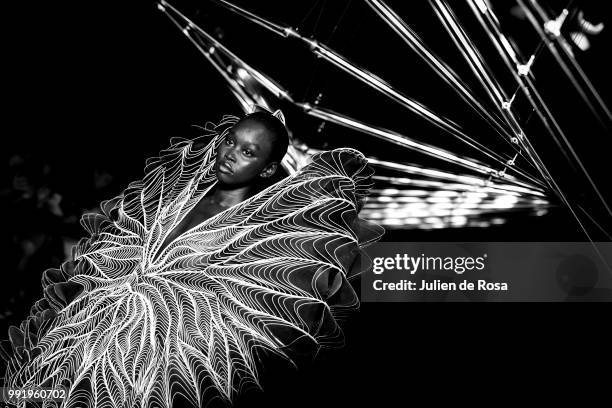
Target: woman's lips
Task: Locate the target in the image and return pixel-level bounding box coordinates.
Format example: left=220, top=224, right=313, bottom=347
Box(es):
left=219, top=161, right=233, bottom=173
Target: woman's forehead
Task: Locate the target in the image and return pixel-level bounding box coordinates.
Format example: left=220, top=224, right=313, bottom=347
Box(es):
left=230, top=120, right=274, bottom=147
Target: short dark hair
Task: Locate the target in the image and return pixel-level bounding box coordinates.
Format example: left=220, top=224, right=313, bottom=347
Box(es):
left=241, top=111, right=289, bottom=163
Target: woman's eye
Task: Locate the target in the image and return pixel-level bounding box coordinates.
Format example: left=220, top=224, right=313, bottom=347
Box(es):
left=243, top=150, right=253, bottom=156
left=225, top=139, right=234, bottom=145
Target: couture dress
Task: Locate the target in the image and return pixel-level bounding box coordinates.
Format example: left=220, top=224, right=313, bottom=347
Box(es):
left=1, top=115, right=384, bottom=407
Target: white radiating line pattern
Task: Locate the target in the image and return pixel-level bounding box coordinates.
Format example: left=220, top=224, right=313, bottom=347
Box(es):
left=2, top=116, right=384, bottom=407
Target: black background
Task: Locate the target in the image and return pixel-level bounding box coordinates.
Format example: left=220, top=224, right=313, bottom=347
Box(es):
left=2, top=1, right=611, bottom=405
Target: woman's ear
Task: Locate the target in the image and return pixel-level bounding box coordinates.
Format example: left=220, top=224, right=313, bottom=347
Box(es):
left=260, top=162, right=278, bottom=178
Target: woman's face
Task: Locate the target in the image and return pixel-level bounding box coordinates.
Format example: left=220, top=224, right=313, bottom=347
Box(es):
left=215, top=119, right=277, bottom=186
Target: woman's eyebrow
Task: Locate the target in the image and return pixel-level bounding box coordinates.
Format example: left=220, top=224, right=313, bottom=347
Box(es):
left=242, top=141, right=261, bottom=150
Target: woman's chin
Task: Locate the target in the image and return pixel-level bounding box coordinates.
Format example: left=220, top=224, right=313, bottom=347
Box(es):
left=216, top=174, right=230, bottom=185
left=216, top=171, right=244, bottom=187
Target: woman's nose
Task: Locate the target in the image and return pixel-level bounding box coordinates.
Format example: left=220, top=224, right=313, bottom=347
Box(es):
left=224, top=149, right=236, bottom=162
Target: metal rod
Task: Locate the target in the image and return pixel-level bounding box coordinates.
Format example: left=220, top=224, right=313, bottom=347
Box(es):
left=365, top=0, right=515, bottom=146
left=524, top=0, right=612, bottom=127
left=210, top=0, right=514, bottom=170
left=297, top=102, right=545, bottom=188
left=468, top=0, right=612, bottom=218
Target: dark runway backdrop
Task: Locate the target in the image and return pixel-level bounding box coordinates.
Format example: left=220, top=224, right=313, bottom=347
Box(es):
left=2, top=1, right=611, bottom=405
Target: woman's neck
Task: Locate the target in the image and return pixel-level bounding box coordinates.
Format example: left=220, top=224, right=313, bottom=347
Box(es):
left=210, top=184, right=255, bottom=208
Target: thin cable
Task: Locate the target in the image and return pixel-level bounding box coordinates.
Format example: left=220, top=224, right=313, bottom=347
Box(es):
left=299, top=0, right=322, bottom=30
left=312, top=0, right=327, bottom=37
left=326, top=0, right=353, bottom=44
